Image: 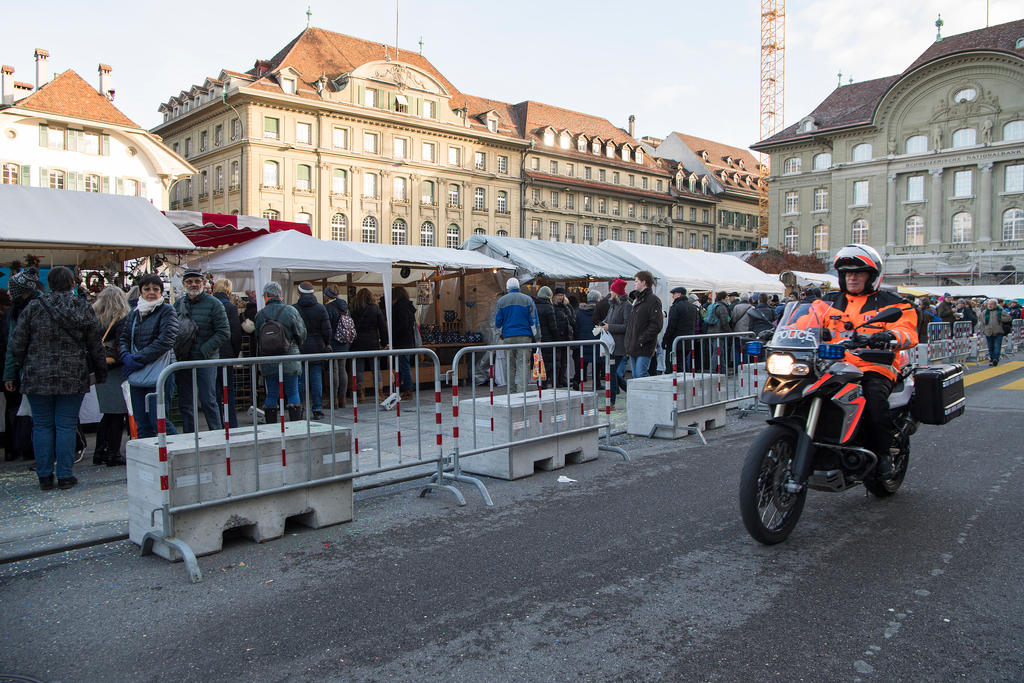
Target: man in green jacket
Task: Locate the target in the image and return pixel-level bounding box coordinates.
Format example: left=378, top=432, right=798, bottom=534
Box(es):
left=174, top=269, right=230, bottom=432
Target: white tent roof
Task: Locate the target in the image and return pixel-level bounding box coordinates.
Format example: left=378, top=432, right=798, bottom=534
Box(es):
left=341, top=241, right=512, bottom=283
left=785, top=270, right=841, bottom=289
left=597, top=241, right=785, bottom=294
left=0, top=184, right=195, bottom=266
left=189, top=231, right=393, bottom=310
left=461, top=234, right=640, bottom=282
left=898, top=285, right=1024, bottom=300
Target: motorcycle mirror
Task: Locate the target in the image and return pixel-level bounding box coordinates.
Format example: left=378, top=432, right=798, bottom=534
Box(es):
left=861, top=307, right=901, bottom=327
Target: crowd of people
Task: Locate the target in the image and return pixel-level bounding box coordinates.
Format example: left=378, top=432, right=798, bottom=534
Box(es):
left=910, top=292, right=1020, bottom=366
left=0, top=269, right=421, bottom=492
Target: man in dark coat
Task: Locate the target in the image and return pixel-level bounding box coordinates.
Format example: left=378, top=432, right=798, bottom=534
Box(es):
left=3, top=268, right=42, bottom=461
left=323, top=287, right=350, bottom=407
left=212, top=280, right=242, bottom=428
left=293, top=281, right=332, bottom=419
left=536, top=286, right=572, bottom=388
left=623, top=270, right=663, bottom=380
left=391, top=287, right=418, bottom=397
left=174, top=269, right=230, bottom=432
left=662, top=286, right=698, bottom=371
left=936, top=294, right=956, bottom=325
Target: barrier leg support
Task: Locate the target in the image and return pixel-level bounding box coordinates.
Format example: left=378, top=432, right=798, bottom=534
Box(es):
left=648, top=409, right=708, bottom=445
left=599, top=444, right=631, bottom=462
left=140, top=532, right=202, bottom=584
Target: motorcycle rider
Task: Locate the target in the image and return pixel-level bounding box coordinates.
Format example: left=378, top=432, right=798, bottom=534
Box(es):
left=816, top=245, right=919, bottom=477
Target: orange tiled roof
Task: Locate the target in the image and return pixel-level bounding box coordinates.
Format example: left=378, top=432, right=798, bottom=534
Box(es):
left=253, top=26, right=461, bottom=100
left=459, top=93, right=523, bottom=139
left=9, top=69, right=137, bottom=128
left=671, top=132, right=764, bottom=195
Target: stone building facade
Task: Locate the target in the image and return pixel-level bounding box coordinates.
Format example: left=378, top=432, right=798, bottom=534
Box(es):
left=152, top=27, right=525, bottom=246
left=753, top=19, right=1024, bottom=286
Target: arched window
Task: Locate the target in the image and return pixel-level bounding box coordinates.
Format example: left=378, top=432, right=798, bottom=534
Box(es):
left=688, top=176, right=696, bottom=193
left=296, top=164, right=311, bottom=191
left=420, top=220, right=435, bottom=247
left=296, top=212, right=312, bottom=225
left=951, top=128, right=976, bottom=148
left=330, top=213, right=348, bottom=241
left=851, top=144, right=872, bottom=162
left=473, top=227, right=486, bottom=235
left=951, top=212, right=972, bottom=243
left=262, top=160, right=279, bottom=186
left=783, top=226, right=798, bottom=251
left=783, top=157, right=801, bottom=174
left=447, top=184, right=460, bottom=208
left=905, top=216, right=925, bottom=245
left=812, top=152, right=832, bottom=170
left=496, top=229, right=509, bottom=237
left=905, top=135, right=928, bottom=154
left=446, top=223, right=461, bottom=248
left=1003, top=208, right=1024, bottom=241
left=851, top=219, right=869, bottom=243
left=1003, top=120, right=1024, bottom=141
left=361, top=215, right=378, bottom=243
left=496, top=190, right=507, bottom=214
left=391, top=218, right=407, bottom=245
left=262, top=208, right=279, bottom=220
left=812, top=224, right=829, bottom=252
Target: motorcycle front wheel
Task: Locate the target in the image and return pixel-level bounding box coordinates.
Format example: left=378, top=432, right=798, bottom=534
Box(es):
left=739, top=424, right=807, bottom=545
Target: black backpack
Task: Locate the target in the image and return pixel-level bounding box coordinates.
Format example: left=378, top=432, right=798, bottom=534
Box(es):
left=257, top=307, right=288, bottom=356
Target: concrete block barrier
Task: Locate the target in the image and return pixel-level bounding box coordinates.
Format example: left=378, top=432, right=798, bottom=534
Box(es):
left=128, top=423, right=353, bottom=561
left=626, top=374, right=726, bottom=439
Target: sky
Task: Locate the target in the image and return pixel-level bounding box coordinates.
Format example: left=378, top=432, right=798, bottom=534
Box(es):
left=1, top=0, right=1019, bottom=152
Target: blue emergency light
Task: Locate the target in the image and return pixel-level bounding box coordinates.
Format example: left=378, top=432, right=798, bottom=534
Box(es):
left=817, top=343, right=846, bottom=359
left=744, top=341, right=764, bottom=356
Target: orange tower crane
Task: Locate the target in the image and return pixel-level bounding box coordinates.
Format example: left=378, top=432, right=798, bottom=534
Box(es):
left=758, top=0, right=785, bottom=243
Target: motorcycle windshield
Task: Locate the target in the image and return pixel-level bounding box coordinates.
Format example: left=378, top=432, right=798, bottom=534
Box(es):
left=769, top=301, right=835, bottom=350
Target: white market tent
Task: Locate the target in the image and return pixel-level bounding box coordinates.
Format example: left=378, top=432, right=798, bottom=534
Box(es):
left=898, top=284, right=1024, bottom=301
left=461, top=234, right=641, bottom=283
left=596, top=241, right=786, bottom=298
left=0, top=184, right=195, bottom=268
left=341, top=242, right=512, bottom=284
left=188, top=230, right=393, bottom=311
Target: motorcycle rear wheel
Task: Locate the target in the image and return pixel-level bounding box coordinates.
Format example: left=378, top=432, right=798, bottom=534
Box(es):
left=739, top=425, right=807, bottom=545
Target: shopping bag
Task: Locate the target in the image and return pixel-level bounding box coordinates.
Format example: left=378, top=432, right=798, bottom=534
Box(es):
left=531, top=351, right=547, bottom=381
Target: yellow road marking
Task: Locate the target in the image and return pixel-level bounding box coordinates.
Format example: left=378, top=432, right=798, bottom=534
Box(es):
left=999, top=376, right=1024, bottom=390
left=963, top=360, right=1024, bottom=387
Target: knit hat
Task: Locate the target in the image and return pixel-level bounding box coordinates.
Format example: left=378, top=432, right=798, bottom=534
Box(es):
left=554, top=286, right=566, bottom=295
left=8, top=267, right=40, bottom=299
left=297, top=281, right=315, bottom=294
left=263, top=281, right=283, bottom=299
left=324, top=287, right=338, bottom=300
left=609, top=278, right=627, bottom=296
left=536, top=285, right=553, bottom=299
left=587, top=290, right=601, bottom=303
left=506, top=277, right=520, bottom=290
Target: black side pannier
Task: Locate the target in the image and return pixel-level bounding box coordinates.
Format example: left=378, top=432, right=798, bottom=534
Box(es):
left=911, top=364, right=965, bottom=425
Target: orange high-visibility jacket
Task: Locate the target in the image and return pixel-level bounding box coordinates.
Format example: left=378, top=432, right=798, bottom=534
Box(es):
left=817, top=290, right=919, bottom=382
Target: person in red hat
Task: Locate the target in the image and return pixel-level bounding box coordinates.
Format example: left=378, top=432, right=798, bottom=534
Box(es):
left=599, top=278, right=631, bottom=407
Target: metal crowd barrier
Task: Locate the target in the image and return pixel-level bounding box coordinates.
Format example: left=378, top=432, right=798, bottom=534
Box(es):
left=445, top=340, right=628, bottom=498
left=139, top=348, right=463, bottom=582
left=927, top=322, right=954, bottom=363
left=1011, top=319, right=1024, bottom=353
left=655, top=331, right=760, bottom=440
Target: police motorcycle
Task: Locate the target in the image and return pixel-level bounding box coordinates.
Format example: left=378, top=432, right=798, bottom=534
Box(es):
left=738, top=300, right=925, bottom=545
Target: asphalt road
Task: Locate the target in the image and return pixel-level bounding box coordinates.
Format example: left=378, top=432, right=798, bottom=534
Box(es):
left=1, top=363, right=1022, bottom=682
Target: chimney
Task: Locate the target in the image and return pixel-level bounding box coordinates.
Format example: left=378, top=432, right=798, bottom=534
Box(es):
left=1, top=65, right=14, bottom=105
left=34, top=48, right=49, bottom=90
left=628, top=114, right=636, bottom=138
left=98, top=63, right=113, bottom=100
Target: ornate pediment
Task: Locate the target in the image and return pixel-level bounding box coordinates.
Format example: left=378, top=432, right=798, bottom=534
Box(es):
left=929, top=85, right=1001, bottom=124
left=354, top=61, right=447, bottom=96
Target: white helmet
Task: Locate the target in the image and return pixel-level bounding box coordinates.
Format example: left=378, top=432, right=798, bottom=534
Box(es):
left=833, top=244, right=883, bottom=294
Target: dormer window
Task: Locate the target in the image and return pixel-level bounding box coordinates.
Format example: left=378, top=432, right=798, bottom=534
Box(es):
left=798, top=116, right=816, bottom=133
left=559, top=131, right=570, bottom=149
left=621, top=146, right=630, bottom=162
left=487, top=119, right=497, bottom=133
left=700, top=150, right=709, bottom=161
left=543, top=129, right=555, bottom=146
left=689, top=176, right=696, bottom=193
left=577, top=136, right=587, bottom=153
left=282, top=78, right=296, bottom=94
left=636, top=148, right=644, bottom=164
left=606, top=144, right=615, bottom=159
left=592, top=139, right=601, bottom=155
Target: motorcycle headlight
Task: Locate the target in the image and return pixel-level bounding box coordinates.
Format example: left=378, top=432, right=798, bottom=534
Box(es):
left=766, top=353, right=810, bottom=376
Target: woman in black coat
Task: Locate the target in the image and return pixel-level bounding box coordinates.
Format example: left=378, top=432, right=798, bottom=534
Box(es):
left=391, top=287, right=418, bottom=397
left=293, top=281, right=332, bottom=418
left=349, top=288, right=388, bottom=402
left=212, top=279, right=243, bottom=427
left=92, top=286, right=131, bottom=466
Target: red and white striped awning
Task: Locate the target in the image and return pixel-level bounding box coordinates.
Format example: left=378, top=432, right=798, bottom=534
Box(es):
left=163, top=210, right=312, bottom=248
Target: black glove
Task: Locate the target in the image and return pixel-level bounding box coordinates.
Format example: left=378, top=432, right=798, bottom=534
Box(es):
left=867, top=331, right=896, bottom=349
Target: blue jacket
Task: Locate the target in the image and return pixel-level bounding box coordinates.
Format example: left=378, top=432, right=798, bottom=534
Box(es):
left=495, top=288, right=539, bottom=339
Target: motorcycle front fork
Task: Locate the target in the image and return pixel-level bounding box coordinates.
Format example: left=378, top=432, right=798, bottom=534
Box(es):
left=784, top=397, right=822, bottom=493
